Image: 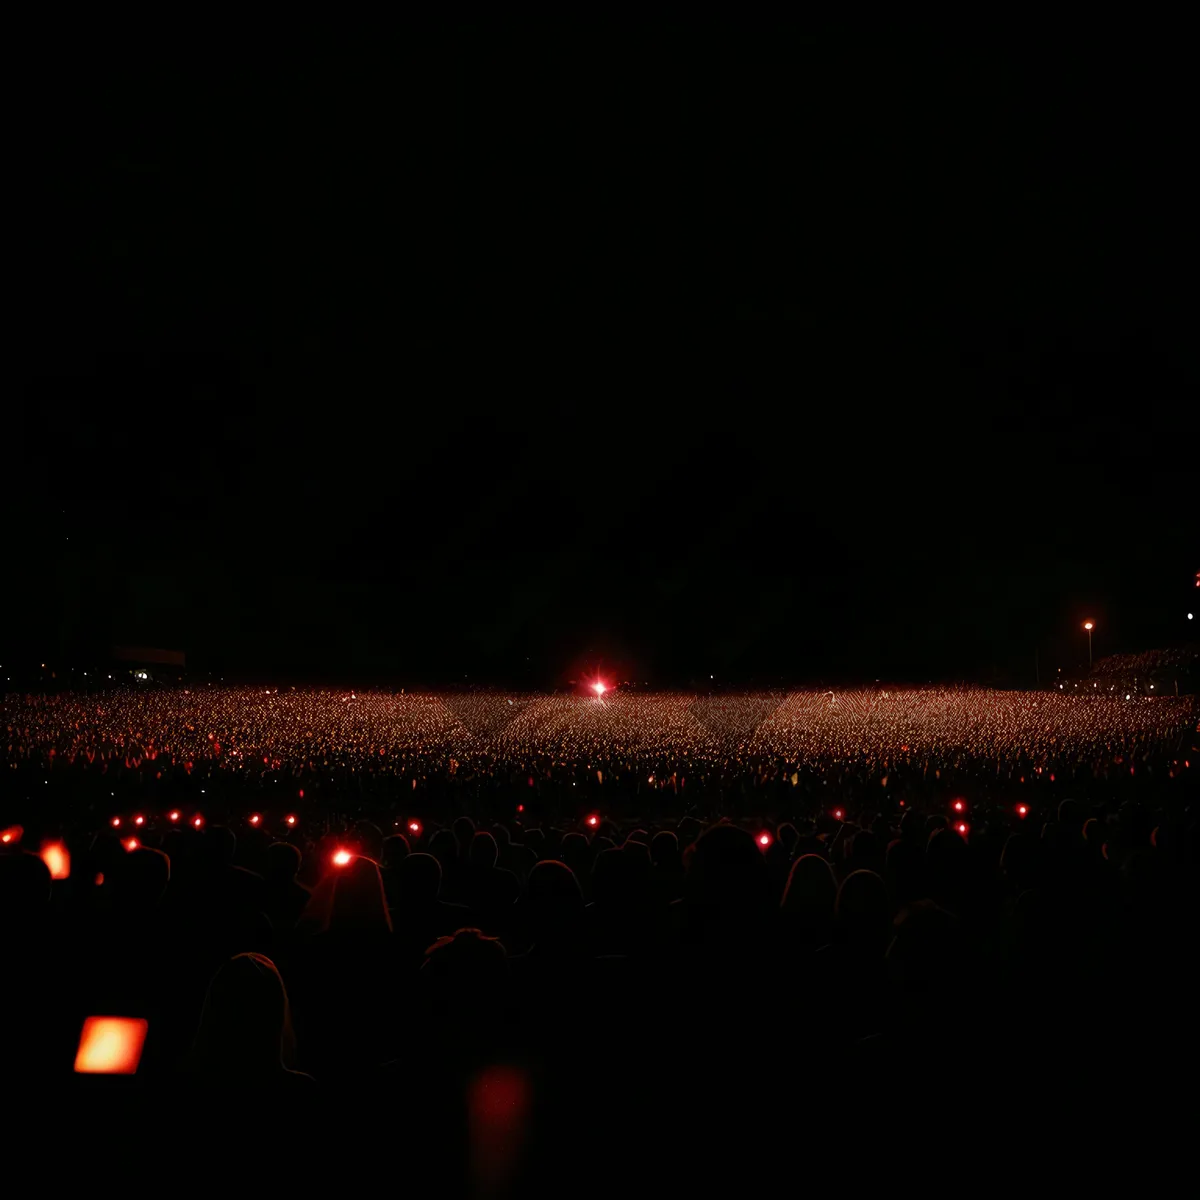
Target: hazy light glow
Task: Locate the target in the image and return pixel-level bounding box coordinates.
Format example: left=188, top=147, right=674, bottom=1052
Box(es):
left=74, top=1017, right=148, bottom=1075
left=41, top=842, right=70, bottom=880
left=332, top=849, right=352, bottom=866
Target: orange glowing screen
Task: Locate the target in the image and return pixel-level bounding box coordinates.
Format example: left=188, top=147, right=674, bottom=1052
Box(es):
left=123, top=837, right=140, bottom=852
left=74, top=1016, right=148, bottom=1075
left=41, top=841, right=71, bottom=880
left=0, top=825, right=22, bottom=845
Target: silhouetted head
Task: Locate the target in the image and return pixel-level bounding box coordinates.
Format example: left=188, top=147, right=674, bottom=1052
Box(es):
left=328, top=856, right=393, bottom=934
left=428, top=829, right=459, bottom=871
left=265, top=841, right=301, bottom=882
left=492, top=824, right=511, bottom=847
left=192, top=952, right=295, bottom=1075
left=835, top=869, right=891, bottom=954
left=781, top=853, right=836, bottom=920
left=470, top=832, right=499, bottom=870
left=849, top=829, right=885, bottom=875
left=112, top=846, right=171, bottom=910
left=381, top=834, right=410, bottom=871
left=686, top=823, right=771, bottom=914
left=422, top=929, right=509, bottom=1017
left=1057, top=798, right=1081, bottom=832
left=397, top=852, right=442, bottom=904
left=592, top=845, right=648, bottom=908
left=453, top=816, right=476, bottom=853
left=525, top=859, right=584, bottom=942
left=777, top=823, right=798, bottom=853
left=650, top=830, right=680, bottom=870
left=926, top=827, right=969, bottom=908
left=207, top=825, right=237, bottom=868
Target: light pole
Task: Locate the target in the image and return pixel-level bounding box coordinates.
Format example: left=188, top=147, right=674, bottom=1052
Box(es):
left=1083, top=621, right=1094, bottom=670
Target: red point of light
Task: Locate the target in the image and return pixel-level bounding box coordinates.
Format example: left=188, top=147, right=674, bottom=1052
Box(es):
left=133, top=815, right=144, bottom=826
left=833, top=809, right=844, bottom=821
left=298, top=789, right=304, bottom=799
left=586, top=815, right=599, bottom=827
left=168, top=810, right=180, bottom=822
left=332, top=849, right=352, bottom=866
left=408, top=820, right=421, bottom=835
left=74, top=1017, right=148, bottom=1075
left=249, top=814, right=261, bottom=826
left=192, top=815, right=203, bottom=829
left=758, top=831, right=772, bottom=848
left=1, top=826, right=21, bottom=845
left=110, top=816, right=121, bottom=828
left=955, top=822, right=968, bottom=836
left=123, top=837, right=140, bottom=852
left=1017, top=804, right=1028, bottom=817
left=953, top=800, right=964, bottom=813
left=517, top=804, right=524, bottom=813
left=286, top=815, right=296, bottom=826
left=592, top=682, right=606, bottom=696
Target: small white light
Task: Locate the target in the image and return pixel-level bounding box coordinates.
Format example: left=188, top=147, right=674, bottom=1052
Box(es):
left=1125, top=695, right=1131, bottom=700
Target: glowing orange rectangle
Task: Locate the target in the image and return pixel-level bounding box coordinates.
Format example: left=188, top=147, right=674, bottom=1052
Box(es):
left=74, top=1017, right=148, bottom=1075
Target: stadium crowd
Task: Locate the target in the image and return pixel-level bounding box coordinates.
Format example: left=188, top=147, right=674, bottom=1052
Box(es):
left=2, top=684, right=1197, bottom=1186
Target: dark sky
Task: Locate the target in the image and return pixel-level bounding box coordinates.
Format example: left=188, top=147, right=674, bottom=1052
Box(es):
left=12, top=19, right=1197, bottom=686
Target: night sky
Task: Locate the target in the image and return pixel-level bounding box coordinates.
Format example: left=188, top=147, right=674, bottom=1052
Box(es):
left=12, top=20, right=1196, bottom=686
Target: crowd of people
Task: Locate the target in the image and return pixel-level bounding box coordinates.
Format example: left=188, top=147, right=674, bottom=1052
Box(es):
left=5, top=683, right=1194, bottom=778
left=1085, top=646, right=1197, bottom=689
left=2, top=683, right=1197, bottom=1185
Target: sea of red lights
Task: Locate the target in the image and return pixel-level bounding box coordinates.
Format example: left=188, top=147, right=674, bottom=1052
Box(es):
left=3, top=684, right=1193, bottom=775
